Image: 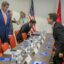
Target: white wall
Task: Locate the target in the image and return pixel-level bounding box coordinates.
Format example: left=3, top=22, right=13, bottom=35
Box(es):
left=0, top=0, right=64, bottom=33
left=0, top=0, right=55, bottom=16
left=0, top=0, right=30, bottom=14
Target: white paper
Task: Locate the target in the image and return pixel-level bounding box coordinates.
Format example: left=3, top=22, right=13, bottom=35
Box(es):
left=39, top=36, right=41, bottom=39
left=37, top=43, right=40, bottom=48
left=16, top=55, right=23, bottom=63
left=16, top=50, right=22, bottom=55
left=33, top=44, right=36, bottom=48
left=25, top=48, right=28, bottom=53
left=43, top=36, right=45, bottom=40
left=42, top=33, right=44, bottom=36
left=33, top=47, right=38, bottom=54
left=31, top=43, right=33, bottom=48
left=27, top=47, right=31, bottom=54
left=5, top=49, right=21, bottom=55
left=25, top=55, right=32, bottom=64
left=42, top=40, right=44, bottom=44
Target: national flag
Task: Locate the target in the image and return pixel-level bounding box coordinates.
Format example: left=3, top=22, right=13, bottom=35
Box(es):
left=29, top=0, right=36, bottom=33
left=56, top=0, right=62, bottom=23
left=29, top=0, right=35, bottom=20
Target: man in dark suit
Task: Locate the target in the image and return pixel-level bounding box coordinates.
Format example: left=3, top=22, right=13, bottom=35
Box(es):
left=47, top=13, right=64, bottom=64
left=16, top=20, right=36, bottom=42
left=0, top=1, right=12, bottom=43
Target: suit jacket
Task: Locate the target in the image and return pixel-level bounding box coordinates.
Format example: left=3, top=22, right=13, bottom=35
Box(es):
left=20, top=23, right=32, bottom=33
left=16, top=23, right=32, bottom=42
left=53, top=22, right=64, bottom=53
left=0, top=10, right=11, bottom=43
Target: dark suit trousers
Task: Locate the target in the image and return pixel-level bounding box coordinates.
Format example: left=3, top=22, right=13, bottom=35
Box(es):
left=53, top=51, right=63, bottom=64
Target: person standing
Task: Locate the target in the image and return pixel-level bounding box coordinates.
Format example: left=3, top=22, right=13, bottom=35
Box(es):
left=47, top=13, right=64, bottom=64
left=0, top=1, right=12, bottom=43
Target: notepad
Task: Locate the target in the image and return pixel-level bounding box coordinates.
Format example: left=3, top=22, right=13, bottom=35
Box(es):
left=38, top=52, right=49, bottom=56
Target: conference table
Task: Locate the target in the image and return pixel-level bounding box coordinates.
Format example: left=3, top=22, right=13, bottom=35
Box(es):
left=0, top=32, right=54, bottom=64
left=30, top=33, right=54, bottom=64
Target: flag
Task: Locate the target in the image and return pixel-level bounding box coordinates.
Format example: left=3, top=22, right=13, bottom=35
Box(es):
left=29, top=0, right=35, bottom=20
left=29, top=0, right=36, bottom=33
left=56, top=0, right=62, bottom=23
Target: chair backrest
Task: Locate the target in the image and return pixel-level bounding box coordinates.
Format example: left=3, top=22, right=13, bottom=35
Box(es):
left=2, top=43, right=10, bottom=52
left=0, top=39, right=3, bottom=57
left=0, top=45, right=3, bottom=57
left=9, top=35, right=16, bottom=49
left=22, top=33, right=27, bottom=40
left=0, top=52, right=3, bottom=57
left=0, top=39, right=2, bottom=45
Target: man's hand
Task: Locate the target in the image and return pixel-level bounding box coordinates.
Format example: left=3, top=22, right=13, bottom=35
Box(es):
left=59, top=53, right=63, bottom=58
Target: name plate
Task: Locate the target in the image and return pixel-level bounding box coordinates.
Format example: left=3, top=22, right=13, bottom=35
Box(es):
left=33, top=47, right=38, bottom=54
left=25, top=55, right=32, bottom=64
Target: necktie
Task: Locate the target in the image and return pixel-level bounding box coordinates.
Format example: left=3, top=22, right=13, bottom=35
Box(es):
left=3, top=13, right=7, bottom=25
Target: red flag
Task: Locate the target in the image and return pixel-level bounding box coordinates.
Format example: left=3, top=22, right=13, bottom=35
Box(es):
left=56, top=0, right=62, bottom=23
